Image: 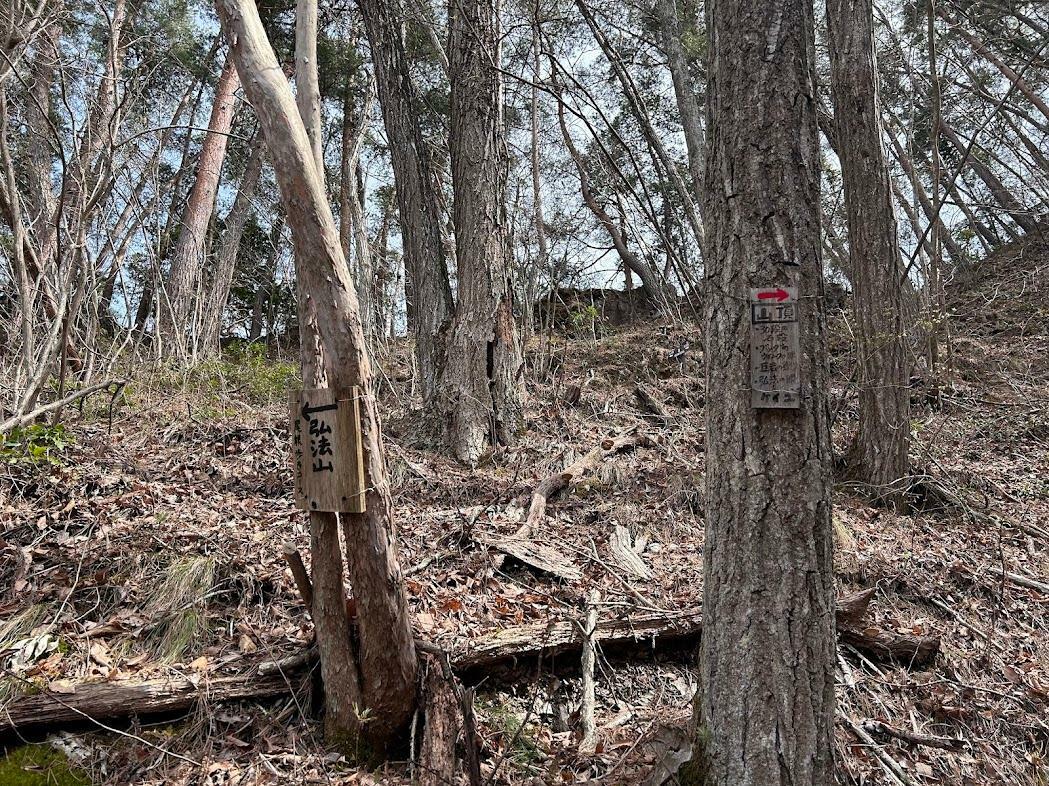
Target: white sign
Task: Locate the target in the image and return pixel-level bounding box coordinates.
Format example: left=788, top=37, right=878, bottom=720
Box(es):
left=749, top=287, right=800, bottom=409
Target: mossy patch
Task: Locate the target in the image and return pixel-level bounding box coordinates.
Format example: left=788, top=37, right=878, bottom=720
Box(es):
left=0, top=745, right=89, bottom=786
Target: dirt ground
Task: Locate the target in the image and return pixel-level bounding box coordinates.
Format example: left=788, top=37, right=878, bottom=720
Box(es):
left=2, top=236, right=1047, bottom=785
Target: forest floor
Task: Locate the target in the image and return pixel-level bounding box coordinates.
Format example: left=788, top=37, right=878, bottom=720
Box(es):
left=2, top=234, right=1048, bottom=786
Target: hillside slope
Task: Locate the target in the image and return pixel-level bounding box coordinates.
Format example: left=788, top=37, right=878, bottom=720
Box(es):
left=2, top=238, right=1047, bottom=784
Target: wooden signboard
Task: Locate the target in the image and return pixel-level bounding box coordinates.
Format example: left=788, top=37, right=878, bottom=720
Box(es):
left=749, top=287, right=801, bottom=409
left=289, top=387, right=366, bottom=512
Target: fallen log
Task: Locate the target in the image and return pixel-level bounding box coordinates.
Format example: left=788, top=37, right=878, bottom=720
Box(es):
left=0, top=590, right=936, bottom=734
left=0, top=671, right=302, bottom=734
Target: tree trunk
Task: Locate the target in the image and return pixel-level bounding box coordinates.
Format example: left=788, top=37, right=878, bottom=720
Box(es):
left=827, top=0, right=911, bottom=504
left=214, top=0, right=418, bottom=755
left=358, top=0, right=453, bottom=406
left=162, top=54, right=240, bottom=360
left=339, top=77, right=375, bottom=343
left=653, top=0, right=705, bottom=206
left=295, top=0, right=323, bottom=174
left=201, top=138, right=265, bottom=354
left=553, top=84, right=668, bottom=302
left=577, top=0, right=704, bottom=246
left=683, top=0, right=836, bottom=782
left=438, top=0, right=526, bottom=464
left=938, top=120, right=1040, bottom=235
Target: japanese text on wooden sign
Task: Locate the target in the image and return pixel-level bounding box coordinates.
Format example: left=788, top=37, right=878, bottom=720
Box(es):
left=289, top=387, right=366, bottom=512
left=749, top=287, right=801, bottom=409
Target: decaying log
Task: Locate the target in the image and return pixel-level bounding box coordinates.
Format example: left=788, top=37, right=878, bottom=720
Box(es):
left=633, top=384, right=671, bottom=426
left=0, top=671, right=304, bottom=733
left=0, top=590, right=938, bottom=734
left=481, top=534, right=582, bottom=582
left=609, top=524, right=653, bottom=580
left=838, top=627, right=940, bottom=668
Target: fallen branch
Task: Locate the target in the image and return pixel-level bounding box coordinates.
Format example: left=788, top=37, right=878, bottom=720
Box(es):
left=862, top=719, right=965, bottom=751
left=518, top=430, right=642, bottom=540
left=0, top=590, right=936, bottom=734
left=844, top=716, right=913, bottom=786
left=488, top=429, right=644, bottom=579
left=987, top=566, right=1049, bottom=594
left=0, top=380, right=126, bottom=435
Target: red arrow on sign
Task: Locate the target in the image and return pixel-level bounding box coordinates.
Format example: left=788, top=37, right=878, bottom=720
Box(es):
left=757, top=288, right=789, bottom=302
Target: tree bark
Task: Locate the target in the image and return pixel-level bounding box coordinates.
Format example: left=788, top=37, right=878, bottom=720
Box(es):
left=214, top=0, right=418, bottom=754
left=684, top=0, right=836, bottom=783
left=162, top=54, right=241, bottom=359
left=358, top=0, right=453, bottom=406
left=202, top=138, right=265, bottom=354
left=653, top=0, right=705, bottom=207
left=827, top=0, right=911, bottom=504
left=439, top=0, right=525, bottom=464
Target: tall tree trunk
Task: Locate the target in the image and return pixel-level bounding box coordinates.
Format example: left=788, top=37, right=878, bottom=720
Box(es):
left=24, top=24, right=59, bottom=241
left=440, top=0, right=525, bottom=464
left=202, top=138, right=265, bottom=353
left=525, top=8, right=548, bottom=345
left=134, top=39, right=220, bottom=333
left=828, top=0, right=910, bottom=504
left=682, top=0, right=835, bottom=782
left=214, top=0, right=418, bottom=754
left=653, top=0, right=705, bottom=205
left=295, top=0, right=323, bottom=174
left=358, top=0, right=453, bottom=406
left=339, top=76, right=375, bottom=342
left=162, top=55, right=241, bottom=360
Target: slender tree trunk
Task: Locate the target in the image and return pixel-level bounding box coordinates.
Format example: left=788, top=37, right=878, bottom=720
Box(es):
left=654, top=0, right=705, bottom=205
left=554, top=85, right=667, bottom=301
left=828, top=0, right=911, bottom=504
left=526, top=9, right=548, bottom=345
left=577, top=0, right=704, bottom=245
left=249, top=214, right=284, bottom=343
left=202, top=138, right=265, bottom=353
left=295, top=0, right=323, bottom=174
left=682, top=0, right=835, bottom=782
left=24, top=24, right=59, bottom=241
left=214, top=0, right=418, bottom=754
left=163, top=55, right=241, bottom=359
left=938, top=6, right=1049, bottom=124
left=339, top=77, right=375, bottom=342
left=440, top=0, right=525, bottom=464
left=358, top=0, right=453, bottom=406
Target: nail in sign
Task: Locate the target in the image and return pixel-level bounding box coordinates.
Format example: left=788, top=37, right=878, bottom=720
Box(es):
left=749, top=287, right=801, bottom=409
left=289, top=387, right=366, bottom=512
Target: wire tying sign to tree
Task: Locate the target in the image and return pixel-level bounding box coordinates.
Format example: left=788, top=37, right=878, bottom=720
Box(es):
left=749, top=287, right=801, bottom=409
left=289, top=388, right=366, bottom=512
